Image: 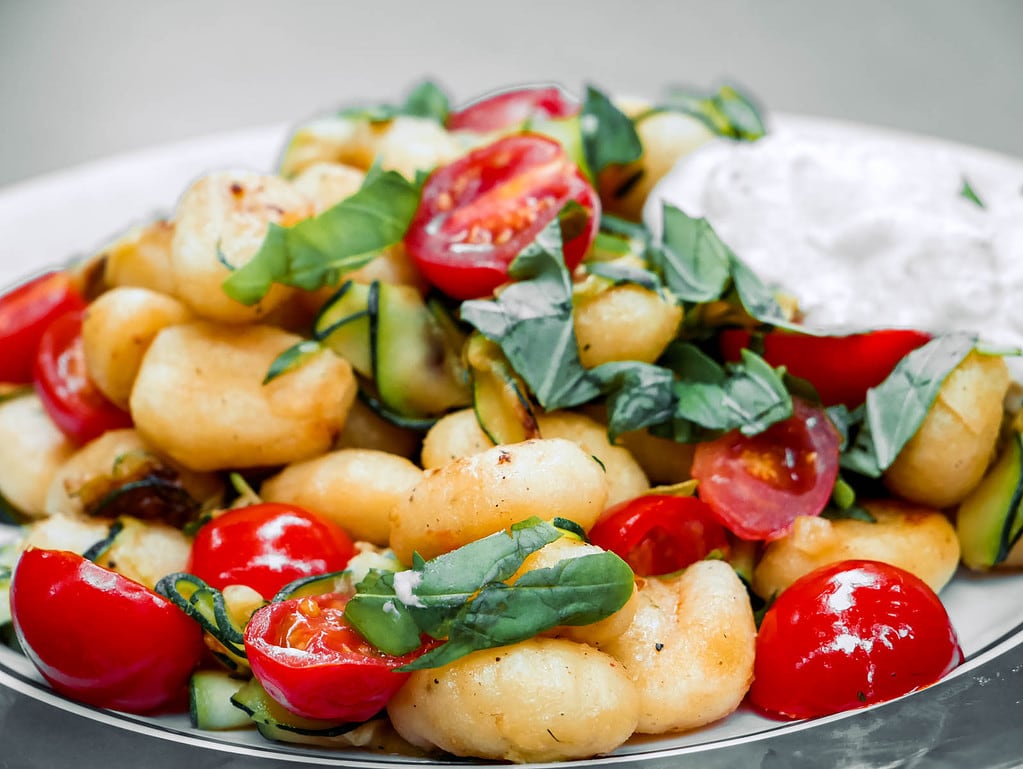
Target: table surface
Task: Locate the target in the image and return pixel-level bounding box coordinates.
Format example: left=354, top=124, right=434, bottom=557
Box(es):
left=1, top=0, right=1022, bottom=188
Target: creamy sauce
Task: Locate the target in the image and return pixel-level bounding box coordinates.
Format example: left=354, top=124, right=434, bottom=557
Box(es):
left=644, top=124, right=1023, bottom=348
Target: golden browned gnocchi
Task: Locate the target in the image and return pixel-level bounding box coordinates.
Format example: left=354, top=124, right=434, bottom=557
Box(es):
left=100, top=219, right=178, bottom=296
left=390, top=438, right=608, bottom=564
left=573, top=283, right=682, bottom=368
left=0, top=393, right=75, bottom=517
left=129, top=322, right=356, bottom=471
left=387, top=638, right=639, bottom=763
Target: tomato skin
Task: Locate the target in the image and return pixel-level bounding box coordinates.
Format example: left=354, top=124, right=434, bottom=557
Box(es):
left=588, top=494, right=730, bottom=576
left=0, top=271, right=87, bottom=384
left=405, top=134, right=600, bottom=300
left=691, top=398, right=841, bottom=541
left=447, top=86, right=578, bottom=132
left=245, top=592, right=426, bottom=722
left=188, top=503, right=356, bottom=600
left=32, top=310, right=133, bottom=444
left=749, top=559, right=963, bottom=720
left=10, top=548, right=204, bottom=714
left=719, top=328, right=932, bottom=407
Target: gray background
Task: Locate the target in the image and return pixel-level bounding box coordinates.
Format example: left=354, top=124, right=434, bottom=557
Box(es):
left=1, top=0, right=1021, bottom=187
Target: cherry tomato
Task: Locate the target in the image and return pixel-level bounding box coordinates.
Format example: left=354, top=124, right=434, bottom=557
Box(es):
left=691, top=398, right=841, bottom=541
left=447, top=85, right=579, bottom=132
left=33, top=310, right=133, bottom=444
left=245, top=592, right=427, bottom=722
left=10, top=548, right=204, bottom=714
left=588, top=494, right=730, bottom=576
left=404, top=134, right=600, bottom=299
left=719, top=328, right=931, bottom=407
left=188, top=503, right=355, bottom=600
left=0, top=271, right=86, bottom=384
left=749, top=559, right=963, bottom=720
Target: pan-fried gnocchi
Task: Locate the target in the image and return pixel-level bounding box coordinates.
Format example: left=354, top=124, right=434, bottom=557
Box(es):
left=1, top=77, right=1019, bottom=765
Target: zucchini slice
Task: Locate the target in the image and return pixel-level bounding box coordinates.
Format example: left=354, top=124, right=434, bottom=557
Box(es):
left=189, top=670, right=252, bottom=731
left=957, top=431, right=1023, bottom=570
left=466, top=333, right=539, bottom=446
left=313, top=281, right=375, bottom=377
left=230, top=678, right=363, bottom=744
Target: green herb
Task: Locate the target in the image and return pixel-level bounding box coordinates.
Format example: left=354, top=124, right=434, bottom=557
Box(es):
left=657, top=84, right=766, bottom=141
left=584, top=261, right=663, bottom=291
left=589, top=361, right=677, bottom=441
left=461, top=219, right=600, bottom=410
left=579, top=85, right=643, bottom=174
left=960, top=177, right=985, bottom=208
left=262, top=340, right=323, bottom=384
left=221, top=170, right=421, bottom=305
left=840, top=334, right=976, bottom=477
left=338, top=80, right=450, bottom=124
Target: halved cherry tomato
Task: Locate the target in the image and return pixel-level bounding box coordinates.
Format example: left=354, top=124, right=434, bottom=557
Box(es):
left=0, top=271, right=86, bottom=384
left=588, top=494, right=730, bottom=576
left=245, top=592, right=428, bottom=722
left=188, top=503, right=355, bottom=600
left=749, top=559, right=963, bottom=720
left=447, top=85, right=579, bottom=132
left=719, top=328, right=932, bottom=407
left=691, top=398, right=841, bottom=541
left=404, top=134, right=600, bottom=299
left=10, top=548, right=204, bottom=714
left=33, top=310, right=133, bottom=444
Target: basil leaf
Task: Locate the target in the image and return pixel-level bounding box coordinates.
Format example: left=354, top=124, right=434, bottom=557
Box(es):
left=590, top=361, right=676, bottom=441
left=960, top=177, right=985, bottom=208
left=339, top=79, right=450, bottom=124
left=579, top=85, right=643, bottom=174
left=222, top=170, right=421, bottom=305
left=342, top=570, right=423, bottom=656
left=650, top=204, right=730, bottom=303
left=399, top=551, right=634, bottom=671
left=262, top=339, right=323, bottom=384
left=659, top=84, right=766, bottom=141
left=585, top=261, right=663, bottom=292
left=460, top=219, right=599, bottom=410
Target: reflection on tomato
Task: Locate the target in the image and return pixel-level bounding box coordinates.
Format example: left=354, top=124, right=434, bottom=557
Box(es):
left=691, top=398, right=841, bottom=541
left=749, top=559, right=963, bottom=719
left=188, top=503, right=355, bottom=600
left=0, top=271, right=86, bottom=384
left=447, top=86, right=578, bottom=132
left=719, top=328, right=931, bottom=407
left=33, top=310, right=133, bottom=444
left=405, top=134, right=599, bottom=299
left=245, top=592, right=427, bottom=722
left=588, top=494, right=730, bottom=576
left=10, top=548, right=204, bottom=714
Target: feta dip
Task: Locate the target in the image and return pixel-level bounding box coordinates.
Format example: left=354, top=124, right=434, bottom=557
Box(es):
left=643, top=123, right=1023, bottom=347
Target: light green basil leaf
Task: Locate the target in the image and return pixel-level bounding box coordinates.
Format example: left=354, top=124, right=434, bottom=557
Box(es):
left=222, top=170, right=421, bottom=305
left=960, top=177, right=985, bottom=208
left=262, top=339, right=323, bottom=385
left=590, top=361, right=676, bottom=441
left=579, top=85, right=643, bottom=174
left=585, top=261, right=663, bottom=291
left=343, top=570, right=422, bottom=656
left=460, top=220, right=600, bottom=410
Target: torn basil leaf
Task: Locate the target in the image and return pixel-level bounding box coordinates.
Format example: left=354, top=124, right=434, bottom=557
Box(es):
left=960, top=177, right=985, bottom=208
left=590, top=361, right=676, bottom=441
left=338, top=80, right=450, bottom=124
left=585, top=261, right=663, bottom=291
left=579, top=85, right=643, bottom=175
left=659, top=84, right=766, bottom=141
left=221, top=170, right=421, bottom=305
left=649, top=204, right=730, bottom=303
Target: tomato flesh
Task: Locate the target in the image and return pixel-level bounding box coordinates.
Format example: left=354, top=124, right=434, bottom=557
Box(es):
left=588, top=494, right=730, bottom=576
left=749, top=559, right=963, bottom=719
left=33, top=310, right=133, bottom=444
left=691, top=398, right=841, bottom=541
left=188, top=503, right=355, bottom=600
left=0, top=271, right=86, bottom=384
left=447, top=86, right=578, bottom=132
left=245, top=592, right=426, bottom=722
left=405, top=134, right=600, bottom=299
left=719, top=328, right=932, bottom=407
left=10, top=548, right=204, bottom=713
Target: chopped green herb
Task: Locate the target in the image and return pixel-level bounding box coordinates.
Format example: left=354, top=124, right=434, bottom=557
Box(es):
left=657, top=84, right=766, bottom=141
left=579, top=86, right=643, bottom=174
left=338, top=80, right=450, bottom=124
left=960, top=177, right=985, bottom=208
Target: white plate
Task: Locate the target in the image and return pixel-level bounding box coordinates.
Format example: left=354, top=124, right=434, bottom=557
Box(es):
left=1, top=119, right=1023, bottom=768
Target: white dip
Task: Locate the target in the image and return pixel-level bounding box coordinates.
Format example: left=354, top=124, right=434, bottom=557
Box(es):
left=643, top=122, right=1023, bottom=348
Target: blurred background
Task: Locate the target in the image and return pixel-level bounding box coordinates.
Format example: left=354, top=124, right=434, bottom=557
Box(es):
left=1, top=0, right=1021, bottom=188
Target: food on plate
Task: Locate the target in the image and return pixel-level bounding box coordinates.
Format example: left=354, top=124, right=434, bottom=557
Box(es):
left=0, top=78, right=1020, bottom=761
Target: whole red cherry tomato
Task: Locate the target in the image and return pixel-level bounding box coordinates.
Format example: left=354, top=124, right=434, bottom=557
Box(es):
left=33, top=310, right=133, bottom=444
left=447, top=85, right=579, bottom=132
left=245, top=592, right=428, bottom=722
left=588, top=494, right=730, bottom=576
left=691, top=398, right=841, bottom=541
left=404, top=134, right=600, bottom=299
left=188, top=503, right=355, bottom=600
left=10, top=548, right=204, bottom=714
left=0, top=271, right=86, bottom=384
left=749, top=559, right=963, bottom=720
left=719, top=328, right=931, bottom=407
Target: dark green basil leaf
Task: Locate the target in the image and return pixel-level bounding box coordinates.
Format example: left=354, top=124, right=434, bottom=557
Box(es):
left=222, top=170, right=421, bottom=305
left=579, top=85, right=643, bottom=174
left=585, top=261, right=663, bottom=291
left=649, top=204, right=730, bottom=303
left=590, top=361, right=676, bottom=441
left=658, top=84, right=766, bottom=141
left=262, top=339, right=323, bottom=384
left=460, top=220, right=600, bottom=410
left=339, top=80, right=450, bottom=124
